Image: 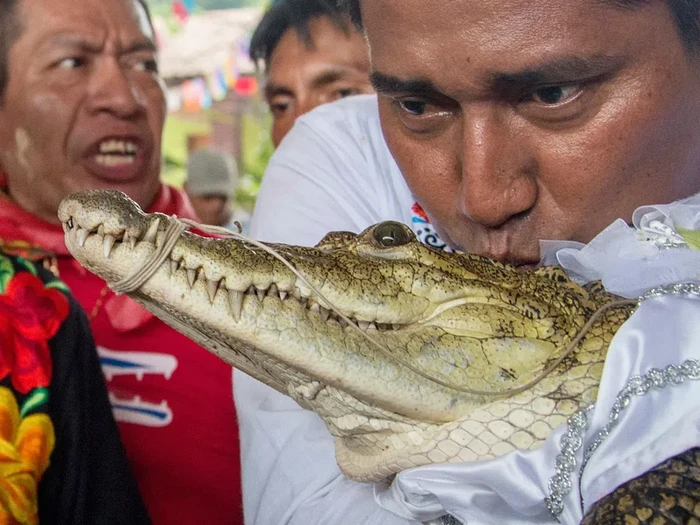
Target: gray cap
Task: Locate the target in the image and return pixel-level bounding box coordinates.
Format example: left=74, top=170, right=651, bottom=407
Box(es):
left=186, top=150, right=238, bottom=197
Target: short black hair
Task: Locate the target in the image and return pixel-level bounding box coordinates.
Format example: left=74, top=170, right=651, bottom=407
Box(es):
left=250, top=0, right=355, bottom=70
left=0, top=0, right=154, bottom=102
left=338, top=0, right=700, bottom=52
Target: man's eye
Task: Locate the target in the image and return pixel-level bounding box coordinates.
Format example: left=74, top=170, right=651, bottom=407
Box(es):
left=389, top=97, right=454, bottom=134
left=269, top=102, right=290, bottom=116
left=58, top=57, right=84, bottom=69
left=529, top=84, right=582, bottom=105
left=398, top=99, right=427, bottom=116
left=332, top=87, right=358, bottom=100
left=134, top=59, right=159, bottom=73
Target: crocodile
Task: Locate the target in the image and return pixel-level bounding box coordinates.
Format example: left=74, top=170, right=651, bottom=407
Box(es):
left=58, top=190, right=700, bottom=523
left=58, top=188, right=635, bottom=477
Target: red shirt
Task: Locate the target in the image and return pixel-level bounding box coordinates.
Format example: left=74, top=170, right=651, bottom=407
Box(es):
left=0, top=186, right=243, bottom=524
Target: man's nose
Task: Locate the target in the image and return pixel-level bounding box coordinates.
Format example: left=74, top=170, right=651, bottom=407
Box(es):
left=86, top=59, right=143, bottom=118
left=458, top=107, right=537, bottom=229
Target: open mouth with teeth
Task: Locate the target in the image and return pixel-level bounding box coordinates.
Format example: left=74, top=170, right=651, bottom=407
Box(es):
left=61, top=213, right=407, bottom=333
left=93, top=138, right=139, bottom=167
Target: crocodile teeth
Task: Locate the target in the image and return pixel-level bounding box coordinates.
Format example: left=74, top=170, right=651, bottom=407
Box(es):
left=267, top=284, right=279, bottom=297
left=228, top=289, right=243, bottom=321
left=309, top=303, right=320, bottom=313
left=77, top=227, right=89, bottom=247
left=244, top=285, right=257, bottom=303
left=358, top=321, right=370, bottom=330
left=279, top=291, right=288, bottom=301
left=97, top=224, right=105, bottom=236
left=170, top=259, right=180, bottom=274
left=207, top=279, right=219, bottom=303
left=143, top=218, right=160, bottom=243
left=123, top=231, right=136, bottom=249
left=319, top=306, right=330, bottom=322
left=256, top=288, right=265, bottom=302
left=103, top=235, right=116, bottom=258
left=392, top=324, right=402, bottom=331
left=62, top=221, right=70, bottom=233
left=339, top=318, right=349, bottom=328
left=186, top=268, right=197, bottom=288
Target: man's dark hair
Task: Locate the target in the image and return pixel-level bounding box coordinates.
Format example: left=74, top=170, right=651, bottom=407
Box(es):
left=338, top=0, right=700, bottom=52
left=0, top=0, right=154, bottom=102
left=250, top=0, right=355, bottom=70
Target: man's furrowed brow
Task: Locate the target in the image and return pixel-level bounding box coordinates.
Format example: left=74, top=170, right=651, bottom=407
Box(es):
left=370, top=72, right=442, bottom=95
left=44, top=34, right=156, bottom=54
left=123, top=40, right=157, bottom=54
left=490, top=55, right=624, bottom=90
left=46, top=34, right=103, bottom=52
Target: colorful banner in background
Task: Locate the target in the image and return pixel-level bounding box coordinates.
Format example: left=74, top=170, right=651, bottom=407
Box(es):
left=166, top=38, right=259, bottom=114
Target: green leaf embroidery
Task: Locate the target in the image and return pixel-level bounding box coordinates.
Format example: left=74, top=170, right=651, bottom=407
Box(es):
left=46, top=280, right=71, bottom=293
left=20, top=388, right=50, bottom=417
left=16, top=256, right=38, bottom=276
left=676, top=227, right=700, bottom=251
left=0, top=254, right=14, bottom=294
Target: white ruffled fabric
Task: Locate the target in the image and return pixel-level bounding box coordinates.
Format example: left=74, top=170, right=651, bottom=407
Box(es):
left=375, top=195, right=700, bottom=525
left=540, top=192, right=700, bottom=298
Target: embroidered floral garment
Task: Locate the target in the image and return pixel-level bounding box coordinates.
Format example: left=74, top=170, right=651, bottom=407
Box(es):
left=0, top=250, right=149, bottom=525
left=0, top=187, right=242, bottom=525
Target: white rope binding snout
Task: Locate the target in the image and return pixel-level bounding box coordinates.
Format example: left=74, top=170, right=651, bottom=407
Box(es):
left=106, top=215, right=637, bottom=398
left=110, top=217, right=189, bottom=294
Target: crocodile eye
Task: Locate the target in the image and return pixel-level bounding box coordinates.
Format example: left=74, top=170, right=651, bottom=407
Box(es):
left=373, top=221, right=412, bottom=248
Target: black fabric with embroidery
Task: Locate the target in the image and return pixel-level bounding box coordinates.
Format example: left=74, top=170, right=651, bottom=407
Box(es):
left=0, top=251, right=150, bottom=524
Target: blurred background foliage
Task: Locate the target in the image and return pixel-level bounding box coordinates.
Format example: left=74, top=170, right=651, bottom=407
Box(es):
left=148, top=0, right=273, bottom=212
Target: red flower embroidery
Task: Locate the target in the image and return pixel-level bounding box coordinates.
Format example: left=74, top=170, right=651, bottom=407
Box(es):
left=0, top=272, right=69, bottom=393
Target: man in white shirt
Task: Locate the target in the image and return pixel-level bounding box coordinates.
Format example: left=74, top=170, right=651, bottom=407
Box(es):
left=249, top=0, right=373, bottom=148
left=238, top=0, right=700, bottom=523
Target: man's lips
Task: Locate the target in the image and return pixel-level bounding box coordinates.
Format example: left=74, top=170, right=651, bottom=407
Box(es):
left=514, top=261, right=541, bottom=270
left=451, top=243, right=542, bottom=269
